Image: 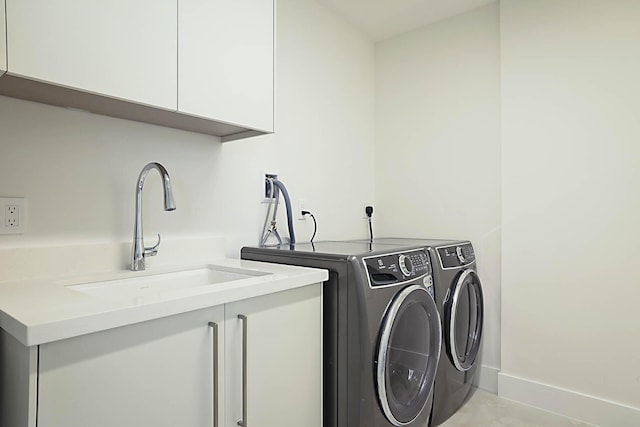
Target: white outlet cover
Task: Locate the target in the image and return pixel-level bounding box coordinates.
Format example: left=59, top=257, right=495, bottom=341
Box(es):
left=1, top=197, right=26, bottom=234
left=297, top=199, right=307, bottom=220
left=261, top=170, right=279, bottom=203
left=362, top=203, right=374, bottom=219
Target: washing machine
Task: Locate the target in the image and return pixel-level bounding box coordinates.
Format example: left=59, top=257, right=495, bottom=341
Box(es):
left=241, top=241, right=442, bottom=427
left=355, top=238, right=485, bottom=427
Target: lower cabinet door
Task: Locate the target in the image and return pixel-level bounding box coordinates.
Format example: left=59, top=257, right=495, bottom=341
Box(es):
left=225, top=284, right=322, bottom=427
left=37, top=306, right=224, bottom=427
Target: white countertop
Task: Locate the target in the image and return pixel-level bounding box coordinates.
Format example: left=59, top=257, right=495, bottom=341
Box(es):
left=0, top=258, right=328, bottom=347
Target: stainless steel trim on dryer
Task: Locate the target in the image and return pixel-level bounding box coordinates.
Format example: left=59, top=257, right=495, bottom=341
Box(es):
left=448, top=269, right=484, bottom=372
left=376, top=285, right=442, bottom=426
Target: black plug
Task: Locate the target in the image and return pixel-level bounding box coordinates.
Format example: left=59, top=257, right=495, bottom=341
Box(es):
left=301, top=210, right=311, bottom=216
left=365, top=206, right=373, bottom=218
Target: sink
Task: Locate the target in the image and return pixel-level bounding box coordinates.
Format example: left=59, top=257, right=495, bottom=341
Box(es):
left=66, top=265, right=269, bottom=304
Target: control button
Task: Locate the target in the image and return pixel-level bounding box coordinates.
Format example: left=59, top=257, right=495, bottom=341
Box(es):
left=456, top=246, right=467, bottom=264
left=398, top=255, right=414, bottom=276
left=423, top=275, right=433, bottom=287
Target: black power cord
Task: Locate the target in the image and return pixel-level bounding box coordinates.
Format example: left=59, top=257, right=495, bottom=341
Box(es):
left=365, top=205, right=374, bottom=242
left=301, top=210, right=317, bottom=243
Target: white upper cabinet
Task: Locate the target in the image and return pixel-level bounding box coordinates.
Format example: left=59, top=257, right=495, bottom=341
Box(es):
left=5, top=0, right=177, bottom=110
left=179, top=0, right=274, bottom=133
left=0, top=0, right=273, bottom=139
left=1, top=0, right=6, bottom=75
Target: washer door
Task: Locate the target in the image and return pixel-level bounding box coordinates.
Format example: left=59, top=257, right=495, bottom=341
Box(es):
left=445, top=269, right=484, bottom=371
left=377, top=285, right=442, bottom=426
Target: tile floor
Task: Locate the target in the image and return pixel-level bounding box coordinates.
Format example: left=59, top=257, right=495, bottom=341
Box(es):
left=439, top=389, right=595, bottom=427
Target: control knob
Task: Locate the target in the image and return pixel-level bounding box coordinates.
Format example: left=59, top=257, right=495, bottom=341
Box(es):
left=399, top=254, right=414, bottom=276
left=456, top=246, right=466, bottom=264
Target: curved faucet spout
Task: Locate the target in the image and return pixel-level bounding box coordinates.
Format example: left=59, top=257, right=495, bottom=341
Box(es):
left=131, top=162, right=176, bottom=271
left=136, top=162, right=176, bottom=211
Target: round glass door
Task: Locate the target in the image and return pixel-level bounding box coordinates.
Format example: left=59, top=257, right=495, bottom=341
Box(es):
left=376, top=285, right=442, bottom=426
left=445, top=269, right=484, bottom=371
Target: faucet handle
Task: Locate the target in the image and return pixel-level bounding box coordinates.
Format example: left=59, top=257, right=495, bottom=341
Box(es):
left=144, top=233, right=162, bottom=257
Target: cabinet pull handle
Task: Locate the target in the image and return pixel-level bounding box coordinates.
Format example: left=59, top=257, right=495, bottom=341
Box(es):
left=209, top=322, right=219, bottom=427
left=237, top=314, right=248, bottom=427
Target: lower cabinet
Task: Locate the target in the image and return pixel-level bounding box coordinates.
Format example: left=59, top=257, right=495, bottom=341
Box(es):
left=1, top=283, right=322, bottom=427
left=38, top=305, right=225, bottom=427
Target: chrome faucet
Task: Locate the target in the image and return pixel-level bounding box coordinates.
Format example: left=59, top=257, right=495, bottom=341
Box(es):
left=131, top=162, right=176, bottom=271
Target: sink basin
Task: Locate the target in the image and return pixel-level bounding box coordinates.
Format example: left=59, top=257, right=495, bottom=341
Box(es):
left=66, top=265, right=269, bottom=304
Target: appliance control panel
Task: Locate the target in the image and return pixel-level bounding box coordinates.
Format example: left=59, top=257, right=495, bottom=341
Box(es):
left=364, top=249, right=432, bottom=288
left=437, top=243, right=475, bottom=268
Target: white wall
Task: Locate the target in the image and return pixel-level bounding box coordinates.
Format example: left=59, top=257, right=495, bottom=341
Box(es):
left=219, top=0, right=375, bottom=254
left=0, top=0, right=375, bottom=259
left=500, top=0, right=640, bottom=424
left=374, top=3, right=501, bottom=390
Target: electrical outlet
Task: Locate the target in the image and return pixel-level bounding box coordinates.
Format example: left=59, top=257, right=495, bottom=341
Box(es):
left=6, top=205, right=18, bottom=227
left=1, top=197, right=26, bottom=234
left=363, top=203, right=374, bottom=219
left=298, top=199, right=307, bottom=220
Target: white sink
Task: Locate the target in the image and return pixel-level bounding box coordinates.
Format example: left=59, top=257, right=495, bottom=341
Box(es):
left=66, top=265, right=269, bottom=304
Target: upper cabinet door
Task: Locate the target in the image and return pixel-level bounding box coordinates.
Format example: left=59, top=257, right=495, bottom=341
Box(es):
left=1, top=0, right=6, bottom=75
left=179, top=0, right=274, bottom=132
left=5, top=0, right=177, bottom=110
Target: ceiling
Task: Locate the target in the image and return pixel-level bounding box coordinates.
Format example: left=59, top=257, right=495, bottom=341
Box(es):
left=315, top=0, right=497, bottom=41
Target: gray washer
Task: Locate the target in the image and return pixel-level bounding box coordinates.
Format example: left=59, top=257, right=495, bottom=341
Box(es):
left=241, top=241, right=442, bottom=427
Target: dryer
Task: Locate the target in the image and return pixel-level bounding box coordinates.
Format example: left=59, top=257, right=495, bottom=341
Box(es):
left=241, top=242, right=442, bottom=427
left=359, top=238, right=485, bottom=426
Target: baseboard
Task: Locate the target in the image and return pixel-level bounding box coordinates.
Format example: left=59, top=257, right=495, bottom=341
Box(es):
left=474, top=364, right=499, bottom=393
left=498, top=372, right=640, bottom=427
